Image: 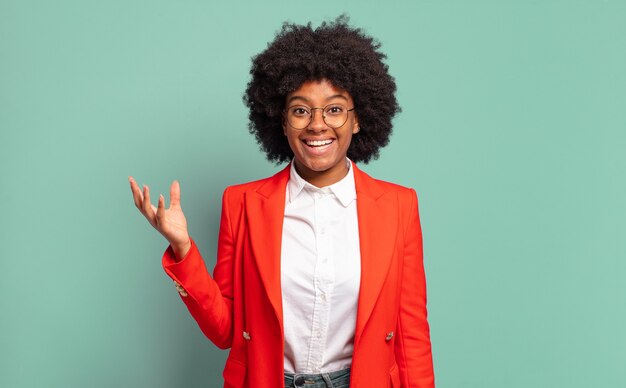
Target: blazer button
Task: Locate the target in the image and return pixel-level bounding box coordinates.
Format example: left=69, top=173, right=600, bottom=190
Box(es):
left=385, top=331, right=394, bottom=341
left=174, top=281, right=188, bottom=297
left=242, top=331, right=251, bottom=340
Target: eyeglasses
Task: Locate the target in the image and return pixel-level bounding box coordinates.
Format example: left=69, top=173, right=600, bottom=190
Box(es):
left=283, top=104, right=355, bottom=130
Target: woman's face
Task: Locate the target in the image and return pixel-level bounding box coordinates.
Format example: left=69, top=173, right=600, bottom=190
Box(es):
left=282, top=79, right=359, bottom=186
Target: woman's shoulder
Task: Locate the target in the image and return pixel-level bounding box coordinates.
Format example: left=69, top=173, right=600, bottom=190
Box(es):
left=370, top=177, right=418, bottom=208
left=353, top=164, right=418, bottom=199
left=221, top=165, right=291, bottom=202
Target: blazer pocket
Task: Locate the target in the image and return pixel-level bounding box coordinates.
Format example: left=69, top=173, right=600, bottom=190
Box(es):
left=223, top=357, right=247, bottom=388
left=389, top=363, right=401, bottom=388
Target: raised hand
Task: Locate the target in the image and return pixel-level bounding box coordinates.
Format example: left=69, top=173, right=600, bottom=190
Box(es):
left=128, top=176, right=191, bottom=259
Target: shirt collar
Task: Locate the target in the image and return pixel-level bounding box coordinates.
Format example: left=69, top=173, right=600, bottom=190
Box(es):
left=287, top=158, right=356, bottom=207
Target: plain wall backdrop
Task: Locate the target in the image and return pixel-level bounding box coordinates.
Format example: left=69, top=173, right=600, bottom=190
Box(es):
left=1, top=1, right=625, bottom=387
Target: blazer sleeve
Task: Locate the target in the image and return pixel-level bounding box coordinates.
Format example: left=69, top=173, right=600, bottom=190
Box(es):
left=394, top=188, right=435, bottom=387
left=161, top=187, right=236, bottom=350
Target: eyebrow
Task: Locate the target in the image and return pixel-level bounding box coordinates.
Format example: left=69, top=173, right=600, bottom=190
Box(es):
left=287, top=94, right=349, bottom=105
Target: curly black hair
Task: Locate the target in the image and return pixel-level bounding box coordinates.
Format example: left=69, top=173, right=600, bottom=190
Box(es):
left=243, top=15, right=400, bottom=164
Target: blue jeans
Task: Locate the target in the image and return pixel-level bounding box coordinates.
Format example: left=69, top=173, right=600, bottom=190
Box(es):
left=284, top=367, right=351, bottom=388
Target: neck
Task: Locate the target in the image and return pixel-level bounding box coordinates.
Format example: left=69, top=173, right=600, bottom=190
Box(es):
left=294, top=159, right=350, bottom=188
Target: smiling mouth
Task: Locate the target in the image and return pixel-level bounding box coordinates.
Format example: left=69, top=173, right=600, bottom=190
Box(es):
left=303, top=139, right=334, bottom=147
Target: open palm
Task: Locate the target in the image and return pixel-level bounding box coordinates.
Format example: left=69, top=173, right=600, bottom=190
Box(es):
left=128, top=177, right=191, bottom=252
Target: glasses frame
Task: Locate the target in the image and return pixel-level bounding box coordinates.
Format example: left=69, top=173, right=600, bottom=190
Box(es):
left=283, top=104, right=356, bottom=130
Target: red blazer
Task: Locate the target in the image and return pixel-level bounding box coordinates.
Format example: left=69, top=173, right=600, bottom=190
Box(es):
left=162, top=162, right=435, bottom=387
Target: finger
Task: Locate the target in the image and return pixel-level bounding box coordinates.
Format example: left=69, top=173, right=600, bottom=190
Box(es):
left=128, top=176, right=144, bottom=208
left=142, top=185, right=157, bottom=225
left=156, top=194, right=165, bottom=225
left=170, top=180, right=181, bottom=208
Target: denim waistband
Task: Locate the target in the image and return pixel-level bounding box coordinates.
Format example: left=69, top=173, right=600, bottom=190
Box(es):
left=284, top=367, right=351, bottom=387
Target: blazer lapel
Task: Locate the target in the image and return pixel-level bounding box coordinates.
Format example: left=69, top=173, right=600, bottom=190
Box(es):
left=245, top=164, right=290, bottom=330
left=353, top=163, right=399, bottom=346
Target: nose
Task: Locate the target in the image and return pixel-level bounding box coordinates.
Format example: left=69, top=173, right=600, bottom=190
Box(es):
left=307, top=108, right=328, bottom=132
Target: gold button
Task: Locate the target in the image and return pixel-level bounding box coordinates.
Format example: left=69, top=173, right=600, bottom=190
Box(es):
left=174, top=281, right=188, bottom=297
left=385, top=331, right=394, bottom=341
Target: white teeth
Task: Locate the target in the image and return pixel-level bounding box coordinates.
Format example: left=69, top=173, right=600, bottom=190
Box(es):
left=305, top=139, right=333, bottom=146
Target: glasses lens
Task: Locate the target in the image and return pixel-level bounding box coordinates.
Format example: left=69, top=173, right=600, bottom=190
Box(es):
left=323, top=104, right=348, bottom=128
left=286, top=105, right=311, bottom=130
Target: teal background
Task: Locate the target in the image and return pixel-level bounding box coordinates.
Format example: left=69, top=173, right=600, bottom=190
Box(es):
left=1, top=0, right=625, bottom=387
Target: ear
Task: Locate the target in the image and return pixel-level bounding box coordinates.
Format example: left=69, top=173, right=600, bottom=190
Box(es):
left=352, top=115, right=360, bottom=134
left=282, top=115, right=288, bottom=136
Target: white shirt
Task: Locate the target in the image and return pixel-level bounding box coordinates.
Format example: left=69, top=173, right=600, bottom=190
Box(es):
left=281, top=159, right=362, bottom=374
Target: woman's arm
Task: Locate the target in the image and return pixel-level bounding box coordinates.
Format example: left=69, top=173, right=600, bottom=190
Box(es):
left=160, top=187, right=237, bottom=350
left=394, top=188, right=435, bottom=387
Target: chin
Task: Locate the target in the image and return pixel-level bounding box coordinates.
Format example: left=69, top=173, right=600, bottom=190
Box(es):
left=298, top=156, right=340, bottom=172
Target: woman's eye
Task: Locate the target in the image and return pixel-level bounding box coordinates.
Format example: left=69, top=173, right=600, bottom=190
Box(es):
left=327, top=105, right=344, bottom=115
left=291, top=107, right=309, bottom=116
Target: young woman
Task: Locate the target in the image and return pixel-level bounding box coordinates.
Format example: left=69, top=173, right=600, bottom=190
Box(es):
left=129, top=17, right=434, bottom=388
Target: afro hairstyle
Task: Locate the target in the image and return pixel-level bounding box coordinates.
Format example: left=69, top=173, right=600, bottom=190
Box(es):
left=243, top=15, right=400, bottom=164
